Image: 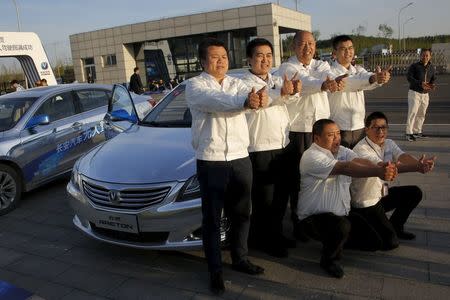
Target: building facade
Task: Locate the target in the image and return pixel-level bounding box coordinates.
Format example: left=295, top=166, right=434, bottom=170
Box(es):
left=69, top=3, right=311, bottom=86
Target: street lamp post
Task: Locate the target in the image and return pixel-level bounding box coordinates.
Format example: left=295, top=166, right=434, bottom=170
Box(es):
left=398, top=2, right=413, bottom=50
left=11, top=0, right=21, bottom=31
left=403, top=17, right=414, bottom=51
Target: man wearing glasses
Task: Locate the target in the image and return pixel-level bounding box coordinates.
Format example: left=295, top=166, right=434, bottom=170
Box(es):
left=350, top=111, right=436, bottom=250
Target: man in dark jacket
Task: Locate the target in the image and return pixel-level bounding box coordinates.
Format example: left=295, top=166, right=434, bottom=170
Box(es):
left=129, top=67, right=144, bottom=94
left=405, top=49, right=436, bottom=141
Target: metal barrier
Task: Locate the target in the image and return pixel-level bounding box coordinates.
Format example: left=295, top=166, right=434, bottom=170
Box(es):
left=362, top=50, right=447, bottom=75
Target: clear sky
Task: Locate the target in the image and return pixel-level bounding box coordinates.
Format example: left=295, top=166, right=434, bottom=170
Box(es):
left=1, top=0, right=449, bottom=66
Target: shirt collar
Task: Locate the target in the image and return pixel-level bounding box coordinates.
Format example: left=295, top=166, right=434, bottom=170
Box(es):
left=288, top=56, right=315, bottom=69
left=332, top=60, right=355, bottom=74
left=200, top=71, right=230, bottom=87
left=246, top=70, right=274, bottom=86
left=311, top=142, right=335, bottom=158
left=364, top=137, right=384, bottom=155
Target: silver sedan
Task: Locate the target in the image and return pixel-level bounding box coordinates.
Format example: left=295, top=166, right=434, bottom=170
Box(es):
left=67, top=84, right=228, bottom=250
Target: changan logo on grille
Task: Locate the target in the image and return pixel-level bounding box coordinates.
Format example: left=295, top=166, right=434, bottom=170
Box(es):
left=109, top=190, right=120, bottom=204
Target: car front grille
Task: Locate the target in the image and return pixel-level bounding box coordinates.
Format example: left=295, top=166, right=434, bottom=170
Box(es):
left=82, top=180, right=171, bottom=210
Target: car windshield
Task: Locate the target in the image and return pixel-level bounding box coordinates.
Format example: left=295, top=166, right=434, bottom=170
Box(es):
left=0, top=97, right=38, bottom=132
left=142, top=84, right=190, bottom=128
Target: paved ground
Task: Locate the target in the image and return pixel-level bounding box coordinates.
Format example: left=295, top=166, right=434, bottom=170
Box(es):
left=0, top=127, right=449, bottom=300
left=1, top=74, right=450, bottom=299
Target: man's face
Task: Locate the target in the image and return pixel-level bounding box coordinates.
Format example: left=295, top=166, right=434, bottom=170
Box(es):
left=248, top=45, right=273, bottom=76
left=315, top=123, right=341, bottom=155
left=334, top=40, right=355, bottom=68
left=202, top=46, right=229, bottom=81
left=365, top=118, right=388, bottom=146
left=421, top=50, right=432, bottom=65
left=294, top=31, right=316, bottom=65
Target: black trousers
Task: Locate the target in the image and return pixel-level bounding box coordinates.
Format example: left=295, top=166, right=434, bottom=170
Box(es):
left=249, top=148, right=286, bottom=243
left=284, top=131, right=313, bottom=223
left=352, top=185, right=422, bottom=249
left=340, top=128, right=365, bottom=149
left=299, top=211, right=383, bottom=262
left=197, top=157, right=252, bottom=273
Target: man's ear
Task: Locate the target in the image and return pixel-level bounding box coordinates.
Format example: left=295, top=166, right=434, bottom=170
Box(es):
left=365, top=127, right=370, bottom=136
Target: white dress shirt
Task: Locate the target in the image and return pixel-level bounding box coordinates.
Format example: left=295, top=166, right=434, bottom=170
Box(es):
left=186, top=72, right=250, bottom=161
left=240, top=71, right=291, bottom=152
left=328, top=61, right=380, bottom=131
left=297, top=143, right=358, bottom=220
left=351, top=138, right=404, bottom=208
left=278, top=56, right=331, bottom=133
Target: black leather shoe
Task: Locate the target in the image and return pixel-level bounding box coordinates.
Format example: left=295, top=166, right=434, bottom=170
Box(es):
left=320, top=259, right=344, bottom=279
left=232, top=260, right=264, bottom=275
left=396, top=230, right=416, bottom=240
left=209, top=271, right=225, bottom=295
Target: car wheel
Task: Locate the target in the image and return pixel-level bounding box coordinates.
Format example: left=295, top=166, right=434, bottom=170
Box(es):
left=0, top=164, right=22, bottom=216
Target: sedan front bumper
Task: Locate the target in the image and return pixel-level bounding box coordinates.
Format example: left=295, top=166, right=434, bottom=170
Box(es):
left=67, top=179, right=207, bottom=250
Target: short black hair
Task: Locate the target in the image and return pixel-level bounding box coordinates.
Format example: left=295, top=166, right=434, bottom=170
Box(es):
left=246, top=38, right=273, bottom=58
left=10, top=79, right=18, bottom=85
left=332, top=35, right=353, bottom=50
left=365, top=111, right=388, bottom=128
left=312, top=119, right=336, bottom=137
left=198, top=37, right=228, bottom=61
left=134, top=67, right=139, bottom=72
left=293, top=30, right=313, bottom=43
left=421, top=48, right=432, bottom=54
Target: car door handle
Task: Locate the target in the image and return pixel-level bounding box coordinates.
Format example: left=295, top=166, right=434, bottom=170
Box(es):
left=72, top=122, right=83, bottom=130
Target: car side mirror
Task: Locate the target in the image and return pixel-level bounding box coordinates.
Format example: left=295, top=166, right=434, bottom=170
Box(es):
left=26, top=114, right=50, bottom=129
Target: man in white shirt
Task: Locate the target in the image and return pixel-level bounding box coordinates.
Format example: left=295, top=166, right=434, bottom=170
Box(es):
left=328, top=35, right=392, bottom=148
left=297, top=119, right=397, bottom=278
left=351, top=111, right=436, bottom=249
left=241, top=38, right=300, bottom=258
left=186, top=38, right=266, bottom=295
left=278, top=30, right=346, bottom=235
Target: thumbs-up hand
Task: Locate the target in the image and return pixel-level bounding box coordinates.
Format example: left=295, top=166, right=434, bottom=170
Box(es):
left=417, top=154, right=437, bottom=173
left=281, top=72, right=302, bottom=96
left=375, top=65, right=392, bottom=84
left=257, top=86, right=269, bottom=108
left=281, top=73, right=294, bottom=96
left=335, top=73, right=348, bottom=91
left=293, top=77, right=302, bottom=95
left=322, top=75, right=338, bottom=92
left=380, top=161, right=397, bottom=181
left=246, top=87, right=261, bottom=109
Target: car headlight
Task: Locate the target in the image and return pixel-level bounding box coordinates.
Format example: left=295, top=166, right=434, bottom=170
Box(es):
left=176, top=175, right=201, bottom=202
left=71, top=160, right=82, bottom=190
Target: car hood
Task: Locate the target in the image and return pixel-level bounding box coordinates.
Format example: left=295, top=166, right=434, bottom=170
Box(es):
left=79, top=125, right=195, bottom=184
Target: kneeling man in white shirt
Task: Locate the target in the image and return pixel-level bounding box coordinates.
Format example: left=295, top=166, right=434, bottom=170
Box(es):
left=351, top=111, right=436, bottom=250
left=297, top=119, right=397, bottom=278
